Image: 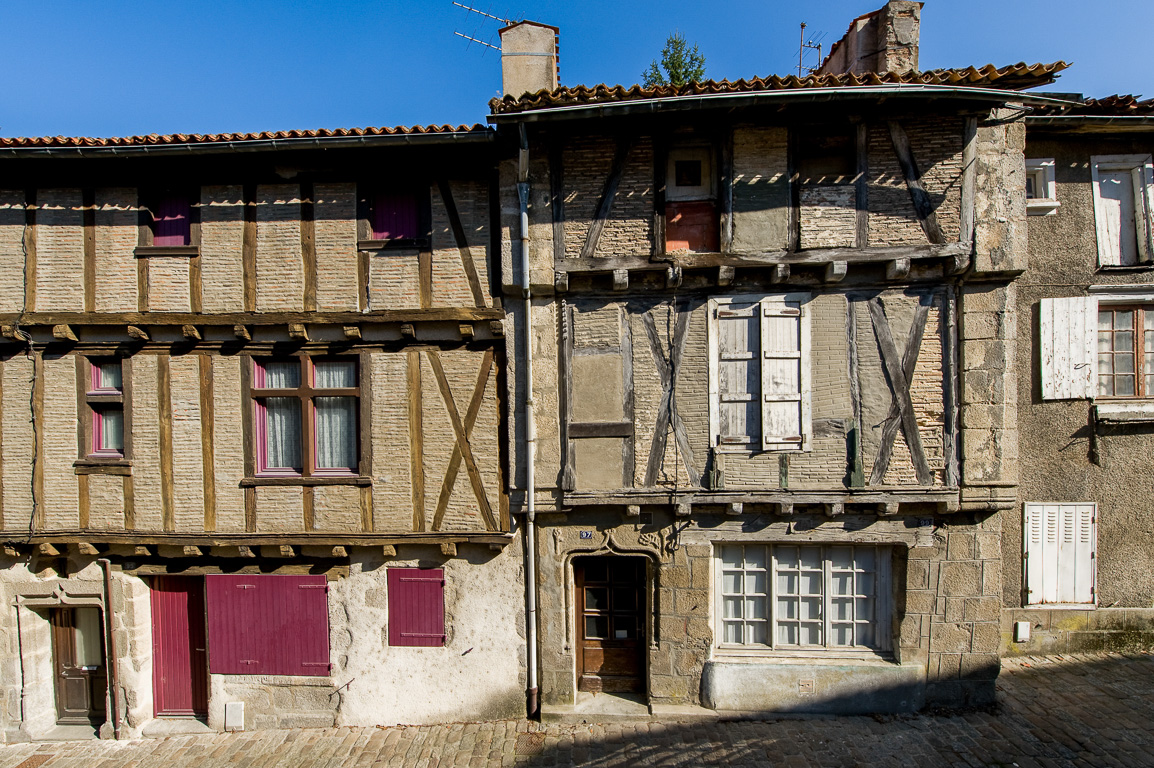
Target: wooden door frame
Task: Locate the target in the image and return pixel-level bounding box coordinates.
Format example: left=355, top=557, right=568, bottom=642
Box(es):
left=572, top=554, right=649, bottom=695
left=151, top=576, right=210, bottom=718
left=50, top=607, right=108, bottom=725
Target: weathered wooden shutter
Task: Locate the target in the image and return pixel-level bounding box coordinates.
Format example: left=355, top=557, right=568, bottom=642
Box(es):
left=206, top=574, right=330, bottom=675
left=714, top=302, right=760, bottom=447
left=760, top=295, right=810, bottom=450
left=1134, top=166, right=1153, bottom=263
left=1040, top=296, right=1097, bottom=400
left=387, top=568, right=445, bottom=647
left=1024, top=503, right=1096, bottom=605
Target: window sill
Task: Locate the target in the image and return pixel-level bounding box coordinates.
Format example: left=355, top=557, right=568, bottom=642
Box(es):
left=1096, top=263, right=1154, bottom=272
left=74, top=459, right=132, bottom=476
left=1094, top=401, right=1154, bottom=423
left=134, top=245, right=199, bottom=258
left=1024, top=602, right=1098, bottom=610
left=357, top=238, right=429, bottom=252
left=1026, top=199, right=1060, bottom=216
left=241, top=476, right=372, bottom=487
left=712, top=647, right=893, bottom=664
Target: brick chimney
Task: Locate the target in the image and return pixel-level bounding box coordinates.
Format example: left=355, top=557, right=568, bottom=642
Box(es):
left=818, top=1, right=922, bottom=76
left=498, top=21, right=559, bottom=98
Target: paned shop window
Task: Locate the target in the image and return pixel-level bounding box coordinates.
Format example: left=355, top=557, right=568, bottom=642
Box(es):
left=1097, top=306, right=1154, bottom=398
left=251, top=357, right=359, bottom=476
left=716, top=544, right=891, bottom=652
left=1023, top=503, right=1096, bottom=606
left=79, top=357, right=131, bottom=461
left=707, top=294, right=812, bottom=451
left=1092, top=155, right=1154, bottom=267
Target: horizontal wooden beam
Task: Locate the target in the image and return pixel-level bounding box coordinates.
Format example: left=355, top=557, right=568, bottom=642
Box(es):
left=568, top=421, right=633, bottom=438
left=560, top=490, right=960, bottom=510
left=121, top=563, right=350, bottom=579
left=0, top=308, right=506, bottom=326
left=554, top=242, right=970, bottom=274
left=12, top=531, right=515, bottom=547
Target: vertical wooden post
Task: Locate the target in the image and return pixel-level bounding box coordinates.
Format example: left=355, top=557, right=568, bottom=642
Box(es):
left=189, top=188, right=203, bottom=313
left=32, top=351, right=44, bottom=529
left=407, top=350, right=426, bottom=531
left=158, top=354, right=175, bottom=531
left=301, top=181, right=317, bottom=312
left=24, top=189, right=37, bottom=313
left=855, top=123, right=870, bottom=249
left=242, top=184, right=258, bottom=312
left=83, top=188, right=96, bottom=313
left=199, top=354, right=217, bottom=531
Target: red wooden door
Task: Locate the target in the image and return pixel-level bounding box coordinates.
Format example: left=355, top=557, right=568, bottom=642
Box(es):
left=151, top=576, right=208, bottom=717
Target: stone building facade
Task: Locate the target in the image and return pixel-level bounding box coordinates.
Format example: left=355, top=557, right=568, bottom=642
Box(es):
left=1002, top=96, right=1154, bottom=655
left=492, top=4, right=1054, bottom=716
left=0, top=132, right=525, bottom=739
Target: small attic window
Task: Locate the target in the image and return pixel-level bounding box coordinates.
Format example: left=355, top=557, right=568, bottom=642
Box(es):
left=797, top=129, right=855, bottom=185
left=666, top=147, right=714, bottom=201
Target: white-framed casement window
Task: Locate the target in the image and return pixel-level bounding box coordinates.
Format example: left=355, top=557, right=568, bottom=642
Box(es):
left=1092, top=154, right=1154, bottom=267
left=716, top=543, right=891, bottom=653
left=1026, top=158, right=1059, bottom=216
left=1023, top=503, right=1097, bottom=607
left=707, top=294, right=812, bottom=452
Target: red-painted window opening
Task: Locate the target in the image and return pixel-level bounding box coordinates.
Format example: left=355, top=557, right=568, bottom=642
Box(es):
left=206, top=574, right=330, bottom=676
left=371, top=192, right=419, bottom=240
left=387, top=568, right=445, bottom=647
left=153, top=195, right=191, bottom=246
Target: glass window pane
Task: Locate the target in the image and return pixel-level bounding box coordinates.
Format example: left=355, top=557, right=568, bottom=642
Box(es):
left=314, top=360, right=357, bottom=388
left=857, top=623, right=876, bottom=648
left=98, top=407, right=124, bottom=452
left=1117, top=310, right=1134, bottom=328
left=583, top=560, right=607, bottom=582
left=831, top=572, right=852, bottom=596
left=613, top=588, right=636, bottom=612
left=829, top=546, right=852, bottom=570
left=73, top=609, right=104, bottom=668
left=799, top=547, right=822, bottom=569
left=721, top=546, right=743, bottom=570
left=584, top=588, right=607, bottom=611
left=1099, top=311, right=1112, bottom=331
left=854, top=548, right=875, bottom=572
left=722, top=571, right=741, bottom=594
left=315, top=397, right=357, bottom=470
left=800, top=597, right=822, bottom=621
left=1098, top=352, right=1114, bottom=373
left=262, top=397, right=302, bottom=471
left=776, top=547, right=798, bottom=569
left=800, top=571, right=823, bottom=595
left=858, top=571, right=875, bottom=596
left=743, top=546, right=767, bottom=570
left=747, top=621, right=768, bottom=645
left=610, top=618, right=635, bottom=640
left=800, top=623, right=822, bottom=645
left=1098, top=332, right=1113, bottom=353
left=832, top=624, right=853, bottom=647
left=776, top=597, right=797, bottom=620
left=778, top=623, right=797, bottom=645
left=777, top=572, right=798, bottom=596
left=1118, top=375, right=1136, bottom=396
left=259, top=361, right=300, bottom=389
left=832, top=597, right=852, bottom=621
left=745, top=571, right=767, bottom=597
left=856, top=597, right=875, bottom=621
left=96, top=362, right=122, bottom=390
left=723, top=596, right=743, bottom=620
left=745, top=597, right=766, bottom=620
left=723, top=621, right=742, bottom=644
left=1117, top=353, right=1135, bottom=374
left=584, top=616, right=607, bottom=639
left=1099, top=375, right=1113, bottom=397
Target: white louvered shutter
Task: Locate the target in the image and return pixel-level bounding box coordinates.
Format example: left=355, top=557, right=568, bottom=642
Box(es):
left=1039, top=297, right=1097, bottom=400
left=1024, top=503, right=1096, bottom=605
left=715, top=302, right=760, bottom=448
left=760, top=295, right=810, bottom=451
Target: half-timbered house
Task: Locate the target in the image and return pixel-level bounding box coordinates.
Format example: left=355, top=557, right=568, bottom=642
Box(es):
left=493, top=3, right=1061, bottom=716
left=1003, top=95, right=1154, bottom=654
left=0, top=126, right=523, bottom=739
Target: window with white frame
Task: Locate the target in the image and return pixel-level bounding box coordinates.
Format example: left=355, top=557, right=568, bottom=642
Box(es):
left=716, top=544, right=891, bottom=652
left=1026, top=158, right=1059, bottom=215
left=1092, top=154, right=1154, bottom=267
left=1023, top=503, right=1096, bottom=606
left=708, top=294, right=811, bottom=452
left=1040, top=295, right=1154, bottom=401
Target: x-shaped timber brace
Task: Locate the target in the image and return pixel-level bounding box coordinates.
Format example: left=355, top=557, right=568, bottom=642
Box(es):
left=642, top=303, right=701, bottom=488
left=867, top=294, right=934, bottom=486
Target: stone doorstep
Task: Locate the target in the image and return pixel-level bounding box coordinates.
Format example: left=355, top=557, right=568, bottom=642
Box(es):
left=142, top=718, right=213, bottom=739
left=541, top=694, right=719, bottom=725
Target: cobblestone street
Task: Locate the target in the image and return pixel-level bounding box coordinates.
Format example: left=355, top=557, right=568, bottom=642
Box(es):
left=1, top=654, right=1151, bottom=768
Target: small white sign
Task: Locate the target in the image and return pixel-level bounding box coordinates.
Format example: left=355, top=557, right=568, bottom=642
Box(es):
left=615, top=629, right=628, bottom=639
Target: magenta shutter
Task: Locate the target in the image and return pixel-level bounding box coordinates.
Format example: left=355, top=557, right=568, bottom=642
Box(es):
left=371, top=192, right=419, bottom=240
left=206, top=574, right=330, bottom=675
left=153, top=195, right=191, bottom=246
left=387, top=568, right=445, bottom=647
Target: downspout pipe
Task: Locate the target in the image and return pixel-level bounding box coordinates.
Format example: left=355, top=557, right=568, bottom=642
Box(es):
left=517, top=122, right=540, bottom=719
left=98, top=558, right=122, bottom=740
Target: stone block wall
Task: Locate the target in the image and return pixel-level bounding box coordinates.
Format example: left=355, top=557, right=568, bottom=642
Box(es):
left=1001, top=608, right=1154, bottom=656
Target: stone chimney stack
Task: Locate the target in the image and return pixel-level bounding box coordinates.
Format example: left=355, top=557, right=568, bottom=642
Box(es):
left=499, top=21, right=559, bottom=98
left=818, top=1, right=922, bottom=76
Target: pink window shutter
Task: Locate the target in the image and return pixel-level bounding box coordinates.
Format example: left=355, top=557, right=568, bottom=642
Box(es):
left=153, top=196, right=191, bottom=246
left=206, top=574, right=330, bottom=675
left=387, top=568, right=445, bottom=647
left=371, top=192, right=419, bottom=240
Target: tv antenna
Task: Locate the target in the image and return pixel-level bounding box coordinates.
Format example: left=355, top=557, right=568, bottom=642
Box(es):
left=797, top=23, right=826, bottom=76
left=452, top=2, right=521, bottom=52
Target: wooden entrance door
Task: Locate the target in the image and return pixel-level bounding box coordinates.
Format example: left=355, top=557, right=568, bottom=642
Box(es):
left=151, top=576, right=209, bottom=717
left=51, top=608, right=107, bottom=724
left=575, top=556, right=646, bottom=693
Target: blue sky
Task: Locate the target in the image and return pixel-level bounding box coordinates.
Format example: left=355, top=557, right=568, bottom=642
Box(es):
left=2, top=1, right=1149, bottom=138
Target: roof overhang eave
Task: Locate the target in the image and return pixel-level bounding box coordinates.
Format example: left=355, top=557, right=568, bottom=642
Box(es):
left=0, top=129, right=497, bottom=158
left=488, top=84, right=1080, bottom=123
left=1026, top=116, right=1154, bottom=133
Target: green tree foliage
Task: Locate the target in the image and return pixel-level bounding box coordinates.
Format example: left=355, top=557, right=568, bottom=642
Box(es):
left=643, top=31, right=707, bottom=87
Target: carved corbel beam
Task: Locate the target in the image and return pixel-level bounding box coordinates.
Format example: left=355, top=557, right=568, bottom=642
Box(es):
left=52, top=324, right=77, bottom=342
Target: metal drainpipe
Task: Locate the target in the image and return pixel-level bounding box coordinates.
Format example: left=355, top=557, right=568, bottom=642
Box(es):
left=518, top=123, right=539, bottom=718
left=98, top=558, right=122, bottom=739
